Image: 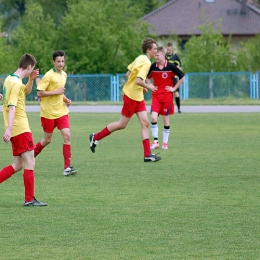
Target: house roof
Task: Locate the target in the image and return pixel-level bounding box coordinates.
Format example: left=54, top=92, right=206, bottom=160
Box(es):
left=143, top=0, right=260, bottom=37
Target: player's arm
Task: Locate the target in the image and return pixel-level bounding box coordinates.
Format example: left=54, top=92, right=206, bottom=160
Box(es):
left=125, top=71, right=131, bottom=79
left=63, top=95, right=71, bottom=107
left=25, top=69, right=39, bottom=95
left=36, top=77, right=65, bottom=98
left=166, top=64, right=185, bottom=92
left=3, top=105, right=15, bottom=143
left=136, top=77, right=157, bottom=92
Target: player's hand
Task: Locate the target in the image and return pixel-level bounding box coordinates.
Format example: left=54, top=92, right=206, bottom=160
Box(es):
left=63, top=97, right=72, bottom=107
left=147, top=84, right=158, bottom=92
left=3, top=129, right=11, bottom=143
left=143, top=88, right=148, bottom=93
left=56, top=88, right=65, bottom=95
left=165, top=86, right=175, bottom=92
left=29, top=69, right=39, bottom=80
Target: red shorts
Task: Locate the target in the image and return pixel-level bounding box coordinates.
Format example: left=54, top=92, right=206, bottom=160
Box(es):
left=151, top=99, right=174, bottom=116
left=11, top=132, right=35, bottom=156
left=41, top=115, right=70, bottom=133
left=121, top=95, right=147, bottom=118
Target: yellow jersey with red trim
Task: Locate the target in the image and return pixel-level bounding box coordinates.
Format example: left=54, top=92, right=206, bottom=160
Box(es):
left=2, top=74, right=31, bottom=137
left=123, top=54, right=151, bottom=101
left=37, top=68, right=68, bottom=119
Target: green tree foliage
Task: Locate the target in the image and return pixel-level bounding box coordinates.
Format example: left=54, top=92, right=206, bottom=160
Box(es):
left=236, top=34, right=260, bottom=72
left=59, top=0, right=150, bottom=74
left=11, top=0, right=58, bottom=73
left=181, top=16, right=236, bottom=73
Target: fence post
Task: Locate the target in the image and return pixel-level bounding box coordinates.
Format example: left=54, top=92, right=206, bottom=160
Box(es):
left=250, top=73, right=258, bottom=99
left=183, top=74, right=189, bottom=100
left=256, top=72, right=259, bottom=99
left=110, top=75, right=118, bottom=102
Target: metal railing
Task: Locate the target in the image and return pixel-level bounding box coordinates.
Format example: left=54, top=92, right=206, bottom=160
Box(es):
left=0, top=71, right=259, bottom=101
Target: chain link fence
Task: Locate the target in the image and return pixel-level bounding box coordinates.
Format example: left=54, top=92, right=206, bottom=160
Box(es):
left=0, top=72, right=259, bottom=102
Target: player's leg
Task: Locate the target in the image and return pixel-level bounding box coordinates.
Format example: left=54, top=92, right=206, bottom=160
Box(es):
left=175, top=90, right=181, bottom=113
left=22, top=150, right=47, bottom=206
left=174, top=76, right=181, bottom=113
left=58, top=115, right=77, bottom=176
left=34, top=117, right=55, bottom=157
left=89, top=115, right=131, bottom=153
left=136, top=111, right=161, bottom=162
left=0, top=156, right=22, bottom=183
left=162, top=115, right=170, bottom=150
left=150, top=111, right=159, bottom=149
left=90, top=94, right=133, bottom=153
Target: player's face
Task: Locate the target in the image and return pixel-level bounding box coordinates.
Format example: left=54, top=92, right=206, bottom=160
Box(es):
left=147, top=43, right=157, bottom=58
left=155, top=51, right=165, bottom=63
left=53, top=56, right=65, bottom=73
left=166, top=46, right=173, bottom=55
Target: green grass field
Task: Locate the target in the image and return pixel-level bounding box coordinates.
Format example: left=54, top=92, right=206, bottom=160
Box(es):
left=0, top=112, right=260, bottom=260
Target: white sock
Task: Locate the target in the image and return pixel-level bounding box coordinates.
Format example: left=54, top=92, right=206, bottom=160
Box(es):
left=163, top=128, right=170, bottom=144
left=151, top=123, right=158, bottom=141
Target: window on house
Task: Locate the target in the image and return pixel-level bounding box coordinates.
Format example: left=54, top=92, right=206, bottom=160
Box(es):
left=205, top=0, right=215, bottom=2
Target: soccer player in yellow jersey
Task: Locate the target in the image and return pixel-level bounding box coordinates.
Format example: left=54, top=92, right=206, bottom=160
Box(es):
left=34, top=50, right=77, bottom=176
left=90, top=38, right=161, bottom=162
left=0, top=54, right=47, bottom=206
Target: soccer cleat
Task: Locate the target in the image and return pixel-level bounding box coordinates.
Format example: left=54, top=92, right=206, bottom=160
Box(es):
left=178, top=110, right=181, bottom=114
left=63, top=166, right=78, bottom=176
left=162, top=143, right=168, bottom=150
left=144, top=153, right=162, bottom=162
left=150, top=141, right=159, bottom=150
left=90, top=133, right=99, bottom=153
left=24, top=197, right=48, bottom=207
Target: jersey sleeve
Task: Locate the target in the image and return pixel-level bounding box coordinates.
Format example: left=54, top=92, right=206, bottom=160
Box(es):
left=7, top=83, right=24, bottom=107
left=37, top=74, right=50, bottom=91
left=170, top=63, right=185, bottom=79
left=137, top=62, right=151, bottom=81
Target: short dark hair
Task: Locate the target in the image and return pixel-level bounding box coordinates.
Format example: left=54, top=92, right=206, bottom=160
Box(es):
left=53, top=50, right=65, bottom=61
left=18, top=54, right=37, bottom=69
left=157, top=46, right=165, bottom=53
left=167, top=42, right=173, bottom=47
left=141, top=38, right=157, bottom=53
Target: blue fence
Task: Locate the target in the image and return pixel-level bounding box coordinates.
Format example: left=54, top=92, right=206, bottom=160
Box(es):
left=0, top=71, right=259, bottom=101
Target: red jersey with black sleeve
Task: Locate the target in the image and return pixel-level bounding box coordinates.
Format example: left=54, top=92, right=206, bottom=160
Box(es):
left=147, top=59, right=185, bottom=102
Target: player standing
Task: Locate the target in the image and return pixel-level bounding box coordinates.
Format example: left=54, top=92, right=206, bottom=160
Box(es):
left=147, top=47, right=185, bottom=150
left=89, top=38, right=161, bottom=162
left=0, top=53, right=47, bottom=206
left=34, top=50, right=77, bottom=176
left=165, top=42, right=183, bottom=114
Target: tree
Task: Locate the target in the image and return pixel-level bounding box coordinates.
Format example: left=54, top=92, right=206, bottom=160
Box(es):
left=236, top=34, right=260, bottom=72
left=181, top=16, right=235, bottom=73
left=59, top=0, right=151, bottom=74
left=11, top=0, right=58, bottom=73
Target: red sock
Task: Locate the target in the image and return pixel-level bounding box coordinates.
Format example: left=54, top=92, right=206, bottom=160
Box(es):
left=63, top=144, right=71, bottom=169
left=94, top=127, right=111, bottom=141
left=0, top=165, right=15, bottom=183
left=23, top=169, right=35, bottom=202
left=142, top=139, right=151, bottom=157
left=34, top=142, right=44, bottom=157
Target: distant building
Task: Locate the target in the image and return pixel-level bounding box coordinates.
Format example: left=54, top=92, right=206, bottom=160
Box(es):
left=143, top=0, right=260, bottom=48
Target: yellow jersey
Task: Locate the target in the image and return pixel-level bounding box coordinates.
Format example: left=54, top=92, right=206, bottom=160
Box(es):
left=2, top=74, right=31, bottom=137
left=37, top=68, right=69, bottom=119
left=123, top=54, right=151, bottom=101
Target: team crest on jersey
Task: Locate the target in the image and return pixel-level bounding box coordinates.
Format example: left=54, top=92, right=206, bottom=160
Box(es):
left=162, top=72, right=168, bottom=79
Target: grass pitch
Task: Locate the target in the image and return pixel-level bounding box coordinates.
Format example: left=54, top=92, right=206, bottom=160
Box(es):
left=0, top=112, right=260, bottom=259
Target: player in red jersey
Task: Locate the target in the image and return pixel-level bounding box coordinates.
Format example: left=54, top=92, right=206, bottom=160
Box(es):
left=147, top=46, right=185, bottom=150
